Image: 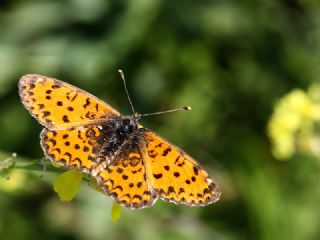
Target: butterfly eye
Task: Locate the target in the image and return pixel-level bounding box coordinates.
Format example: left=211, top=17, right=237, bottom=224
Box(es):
left=122, top=119, right=131, bottom=125
left=122, top=124, right=134, bottom=134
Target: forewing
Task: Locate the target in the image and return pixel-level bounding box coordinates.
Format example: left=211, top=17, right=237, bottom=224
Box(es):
left=140, top=129, right=221, bottom=206
left=41, top=125, right=103, bottom=173
left=19, top=74, right=119, bottom=130
left=95, top=141, right=158, bottom=209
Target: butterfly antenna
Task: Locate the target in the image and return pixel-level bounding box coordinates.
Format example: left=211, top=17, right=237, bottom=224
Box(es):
left=140, top=106, right=191, bottom=117
left=118, top=69, right=135, bottom=114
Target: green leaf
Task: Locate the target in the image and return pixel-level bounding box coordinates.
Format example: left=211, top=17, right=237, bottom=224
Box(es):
left=51, top=162, right=62, bottom=168
left=111, top=201, right=122, bottom=223
left=88, top=177, right=105, bottom=194
left=53, top=170, right=83, bottom=202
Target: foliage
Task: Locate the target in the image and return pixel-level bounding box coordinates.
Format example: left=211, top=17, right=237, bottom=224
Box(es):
left=53, top=170, right=84, bottom=202
left=111, top=202, right=122, bottom=224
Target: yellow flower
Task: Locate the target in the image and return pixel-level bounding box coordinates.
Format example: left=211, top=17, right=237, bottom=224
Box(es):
left=268, top=89, right=315, bottom=160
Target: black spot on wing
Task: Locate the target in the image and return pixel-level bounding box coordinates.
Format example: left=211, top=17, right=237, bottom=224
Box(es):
left=162, top=147, right=172, bottom=156
left=153, top=173, right=163, bottom=179
left=63, top=115, right=70, bottom=122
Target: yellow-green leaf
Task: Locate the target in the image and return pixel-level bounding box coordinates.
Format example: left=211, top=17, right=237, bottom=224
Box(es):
left=111, top=202, right=122, bottom=223
left=53, top=170, right=83, bottom=202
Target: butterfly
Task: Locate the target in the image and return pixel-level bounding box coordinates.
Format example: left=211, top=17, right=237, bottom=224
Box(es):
left=18, top=72, right=221, bottom=209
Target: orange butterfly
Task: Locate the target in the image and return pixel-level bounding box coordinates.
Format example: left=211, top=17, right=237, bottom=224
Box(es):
left=19, top=72, right=221, bottom=209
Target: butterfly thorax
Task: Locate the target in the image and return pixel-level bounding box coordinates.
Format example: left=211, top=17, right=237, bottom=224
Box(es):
left=97, top=114, right=142, bottom=163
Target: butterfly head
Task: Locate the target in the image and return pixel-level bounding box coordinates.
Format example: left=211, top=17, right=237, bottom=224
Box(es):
left=119, top=113, right=142, bottom=135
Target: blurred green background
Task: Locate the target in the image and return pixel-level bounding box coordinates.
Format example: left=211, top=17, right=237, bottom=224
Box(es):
left=1, top=0, right=320, bottom=239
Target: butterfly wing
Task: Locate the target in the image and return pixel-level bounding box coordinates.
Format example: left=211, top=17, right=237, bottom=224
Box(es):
left=19, top=74, right=119, bottom=130
left=41, top=125, right=103, bottom=173
left=95, top=141, right=158, bottom=209
left=140, top=129, right=221, bottom=206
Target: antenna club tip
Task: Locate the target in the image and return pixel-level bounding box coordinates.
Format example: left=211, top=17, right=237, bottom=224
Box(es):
left=118, top=69, right=123, bottom=73
left=183, top=106, right=192, bottom=110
